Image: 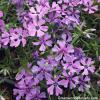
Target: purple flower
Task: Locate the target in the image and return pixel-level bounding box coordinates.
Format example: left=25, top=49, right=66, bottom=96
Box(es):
left=10, top=28, right=28, bottom=47
left=61, top=32, right=72, bottom=43
left=52, top=40, right=74, bottom=61
left=59, top=71, right=79, bottom=89
left=47, top=76, right=64, bottom=96
left=83, top=1, right=98, bottom=14
left=80, top=58, right=95, bottom=75
left=33, top=33, right=52, bottom=51
left=29, top=5, right=48, bottom=19
left=46, top=56, right=58, bottom=67
left=28, top=18, right=48, bottom=37
left=14, top=86, right=40, bottom=100
left=50, top=2, right=61, bottom=13
left=62, top=15, right=79, bottom=26
left=1, top=32, right=10, bottom=46
left=32, top=51, right=39, bottom=60
left=14, top=66, right=40, bottom=100
left=0, top=11, right=3, bottom=18
left=78, top=76, right=90, bottom=92
left=74, top=47, right=85, bottom=59
left=12, top=0, right=24, bottom=8
left=32, top=59, right=53, bottom=81
left=62, top=54, right=84, bottom=73
left=33, top=87, right=46, bottom=100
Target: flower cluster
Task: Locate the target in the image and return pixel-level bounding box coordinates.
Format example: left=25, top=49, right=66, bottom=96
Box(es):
left=0, top=0, right=99, bottom=100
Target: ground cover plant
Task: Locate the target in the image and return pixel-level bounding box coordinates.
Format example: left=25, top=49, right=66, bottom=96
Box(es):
left=0, top=0, right=100, bottom=100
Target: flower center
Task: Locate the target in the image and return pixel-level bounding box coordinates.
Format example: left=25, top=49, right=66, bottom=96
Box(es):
left=35, top=26, right=40, bottom=30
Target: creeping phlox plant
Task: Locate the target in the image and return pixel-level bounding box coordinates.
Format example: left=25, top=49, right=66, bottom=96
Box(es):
left=0, top=0, right=100, bottom=100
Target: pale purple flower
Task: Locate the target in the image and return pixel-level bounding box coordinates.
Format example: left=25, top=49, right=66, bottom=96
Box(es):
left=32, top=51, right=39, bottom=60
left=0, top=11, right=3, bottom=18
left=47, top=76, right=64, bottom=96
left=78, top=76, right=90, bottom=92
left=37, top=0, right=50, bottom=8
left=67, top=8, right=80, bottom=19
left=80, top=58, right=95, bottom=75
left=0, top=19, right=5, bottom=32
left=52, top=40, right=74, bottom=61
left=10, top=28, right=28, bottom=47
left=12, top=0, right=24, bottom=9
left=28, top=18, right=48, bottom=37
left=14, top=76, right=35, bottom=100
left=29, top=5, right=48, bottom=19
left=97, top=0, right=100, bottom=2
left=59, top=71, right=79, bottom=89
left=62, top=15, right=79, bottom=26
left=62, top=54, right=84, bottom=73
left=1, top=32, right=10, bottom=46
left=14, top=86, right=40, bottom=100
left=74, top=47, right=85, bottom=59
left=68, top=0, right=81, bottom=6
left=61, top=33, right=72, bottom=43
left=83, top=1, right=98, bottom=14
left=32, top=59, right=53, bottom=81
left=33, top=87, right=46, bottom=100
left=33, top=33, right=52, bottom=51
left=46, top=56, right=58, bottom=67
left=50, top=2, right=61, bottom=13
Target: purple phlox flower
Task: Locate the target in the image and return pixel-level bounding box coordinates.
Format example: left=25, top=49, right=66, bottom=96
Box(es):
left=46, top=55, right=58, bottom=67
left=32, top=51, right=39, bottom=60
left=52, top=40, right=74, bottom=61
left=0, top=18, right=5, bottom=32
left=28, top=18, right=48, bottom=37
left=83, top=1, right=98, bottom=14
left=97, top=0, right=100, bottom=2
left=50, top=2, right=61, bottom=13
left=29, top=4, right=48, bottom=19
left=33, top=33, right=52, bottom=51
left=37, top=0, right=50, bottom=9
left=26, top=0, right=35, bottom=6
left=47, top=75, right=64, bottom=96
left=14, top=77, right=34, bottom=100
left=1, top=32, right=10, bottom=46
left=80, top=57, right=95, bottom=75
left=67, top=8, right=80, bottom=19
left=62, top=15, right=79, bottom=26
left=10, top=28, right=28, bottom=47
left=58, top=0, right=69, bottom=4
left=59, top=4, right=67, bottom=15
left=59, top=70, right=79, bottom=89
left=46, top=11, right=59, bottom=23
left=31, top=59, right=53, bottom=81
left=78, top=76, right=90, bottom=92
left=62, top=54, right=84, bottom=73
left=27, top=62, right=32, bottom=68
left=12, top=0, right=24, bottom=7
left=74, top=47, right=85, bottom=59
left=14, top=85, right=40, bottom=100
left=61, top=32, right=72, bottom=43
left=0, top=11, right=3, bottom=18
left=68, top=0, right=81, bottom=6
left=33, top=87, right=46, bottom=100
left=80, top=0, right=90, bottom=4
